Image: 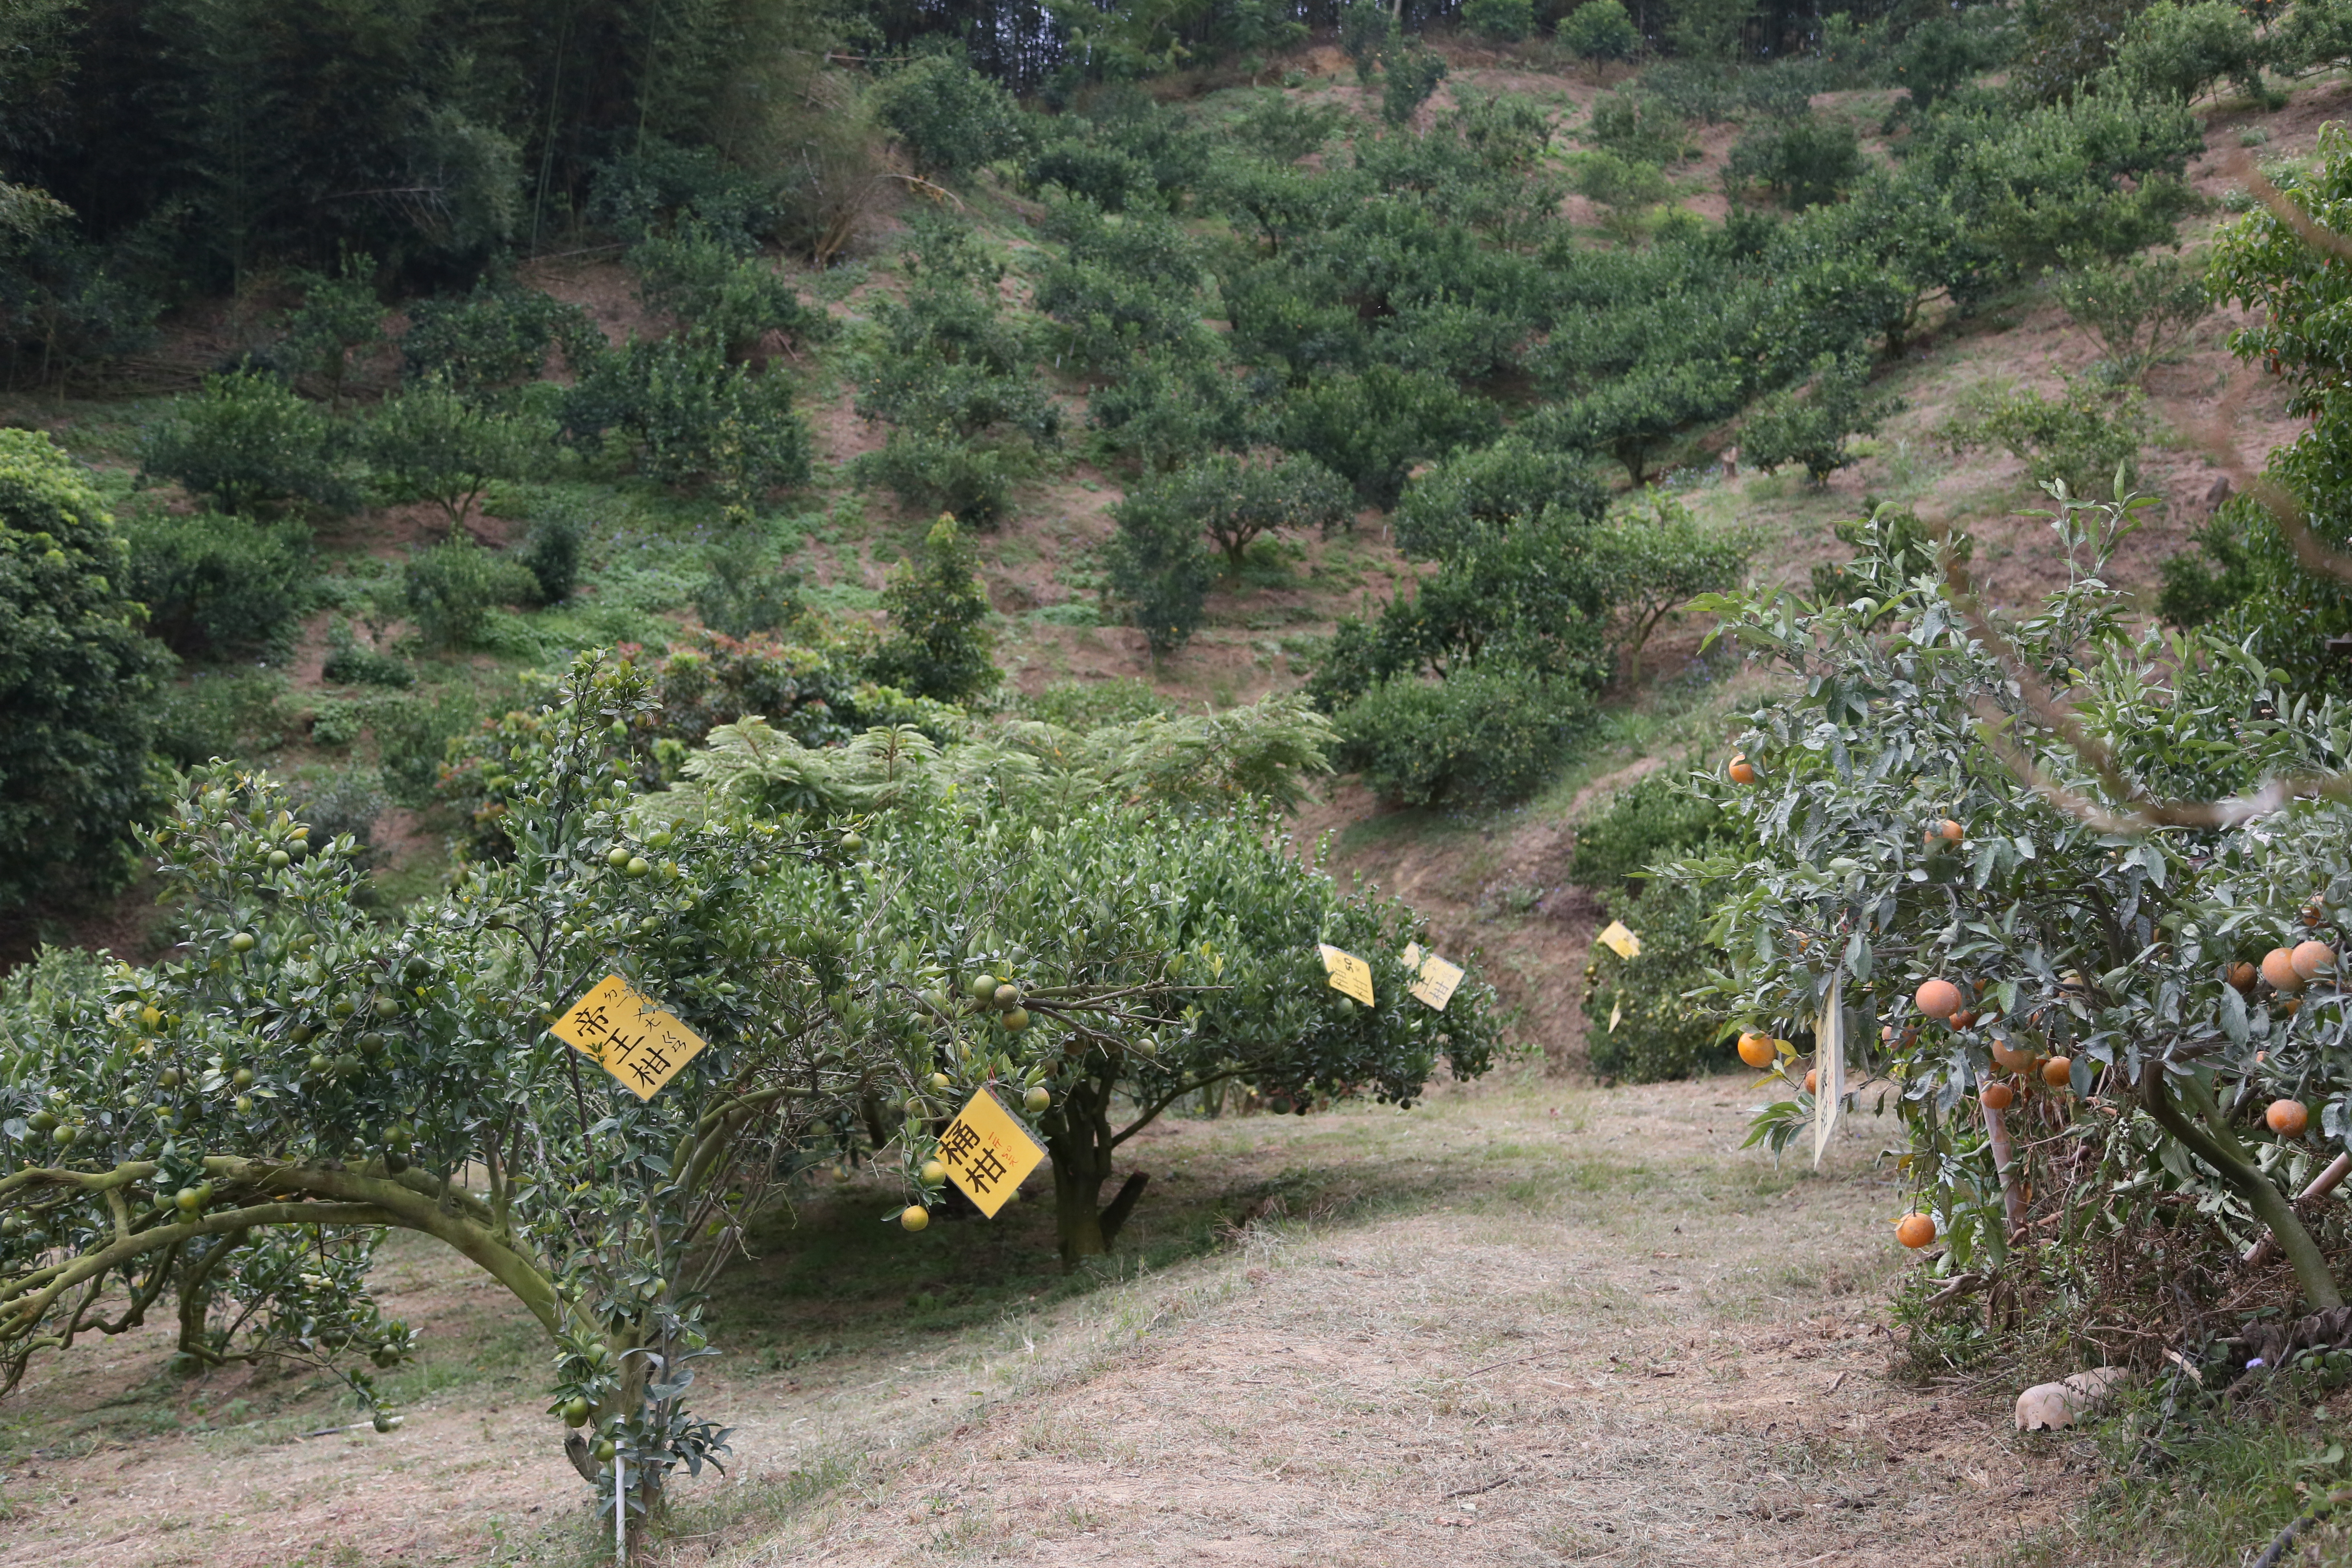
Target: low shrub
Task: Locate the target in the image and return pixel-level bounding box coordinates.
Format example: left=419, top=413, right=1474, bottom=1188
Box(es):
left=1571, top=768, right=1743, bottom=1081
left=868, top=49, right=1027, bottom=179
left=691, top=531, right=806, bottom=638
left=627, top=223, right=827, bottom=359
left=138, top=371, right=356, bottom=516
left=1104, top=480, right=1217, bottom=659
left=1725, top=113, right=1865, bottom=209
left=1567, top=769, right=1733, bottom=891
left=1383, top=48, right=1450, bottom=125
left=1015, top=677, right=1169, bottom=728
left=121, top=510, right=311, bottom=658
left=1123, top=450, right=1353, bottom=576
left=400, top=281, right=597, bottom=396
left=866, top=515, right=997, bottom=704
left=397, top=538, right=539, bottom=650
left=1581, top=876, right=1733, bottom=1080
left=565, top=337, right=810, bottom=504
left=1463, top=0, right=1535, bottom=42
left=2049, top=250, right=2210, bottom=383
left=1334, top=665, right=1585, bottom=807
left=858, top=431, right=1018, bottom=529
left=361, top=377, right=547, bottom=529
left=154, top=671, right=297, bottom=767
left=320, top=621, right=414, bottom=688
left=1946, top=378, right=2149, bottom=500
left=517, top=507, right=586, bottom=605
left=284, top=767, right=389, bottom=868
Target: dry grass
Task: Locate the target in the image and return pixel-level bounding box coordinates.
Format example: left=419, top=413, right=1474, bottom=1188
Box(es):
left=0, top=1075, right=2089, bottom=1568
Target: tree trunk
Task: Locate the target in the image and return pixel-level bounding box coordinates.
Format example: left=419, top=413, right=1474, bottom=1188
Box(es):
left=2146, top=1067, right=2343, bottom=1311
left=1040, top=1069, right=1148, bottom=1271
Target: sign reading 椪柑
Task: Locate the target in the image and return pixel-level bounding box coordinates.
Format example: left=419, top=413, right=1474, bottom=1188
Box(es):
left=1317, top=943, right=1375, bottom=1006
left=551, top=974, right=708, bottom=1101
left=1400, top=942, right=1465, bottom=1012
left=936, top=1087, right=1047, bottom=1218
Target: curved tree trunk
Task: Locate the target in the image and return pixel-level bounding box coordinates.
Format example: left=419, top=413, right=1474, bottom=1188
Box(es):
left=2144, top=1068, right=2343, bottom=1311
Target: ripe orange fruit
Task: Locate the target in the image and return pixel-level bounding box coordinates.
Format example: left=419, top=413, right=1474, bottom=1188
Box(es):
left=1981, top=1082, right=2016, bottom=1112
left=2041, top=1055, right=2073, bottom=1088
left=1736, top=1032, right=1776, bottom=1069
left=1895, top=1213, right=1937, bottom=1249
left=1924, top=819, right=1963, bottom=845
left=1991, top=1041, right=2034, bottom=1072
left=1951, top=1009, right=1978, bottom=1029
left=2293, top=940, right=2336, bottom=982
left=2269, top=1099, right=2311, bottom=1137
left=1915, top=978, right=1963, bottom=1019
left=1728, top=753, right=1757, bottom=784
left=1805, top=1069, right=1819, bottom=1094
left=2228, top=962, right=2259, bottom=993
left=2263, top=947, right=2305, bottom=992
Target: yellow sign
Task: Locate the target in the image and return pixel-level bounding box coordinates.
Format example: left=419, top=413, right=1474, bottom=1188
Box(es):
left=1317, top=943, right=1375, bottom=1006
left=1400, top=942, right=1465, bottom=1012
left=937, top=1088, right=1047, bottom=1218
left=551, top=975, right=708, bottom=1101
left=1598, top=921, right=1642, bottom=960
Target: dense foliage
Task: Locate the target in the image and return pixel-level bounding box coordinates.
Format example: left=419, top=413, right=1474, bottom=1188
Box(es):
left=0, top=430, right=172, bottom=909
left=0, top=655, right=1494, bottom=1544
left=1694, top=497, right=2352, bottom=1346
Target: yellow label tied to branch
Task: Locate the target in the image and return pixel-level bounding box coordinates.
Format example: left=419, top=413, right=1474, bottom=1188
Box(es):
left=937, top=1088, right=1047, bottom=1219
left=1597, top=921, right=1642, bottom=960
left=551, top=974, right=708, bottom=1101
left=1400, top=942, right=1465, bottom=1012
left=1316, top=943, right=1375, bottom=1006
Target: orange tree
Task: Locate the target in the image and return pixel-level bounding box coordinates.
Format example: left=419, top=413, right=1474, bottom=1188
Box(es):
left=646, top=707, right=1504, bottom=1269
left=1688, top=500, right=2352, bottom=1332
left=0, top=652, right=1494, bottom=1546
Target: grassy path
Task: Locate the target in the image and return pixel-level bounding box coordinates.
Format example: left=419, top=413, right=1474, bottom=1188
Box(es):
left=0, top=1078, right=2077, bottom=1567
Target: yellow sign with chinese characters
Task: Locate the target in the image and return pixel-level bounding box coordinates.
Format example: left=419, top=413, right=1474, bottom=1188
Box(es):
left=1316, top=943, right=1375, bottom=1006
left=551, top=974, right=708, bottom=1101
left=936, top=1087, right=1047, bottom=1219
left=1400, top=942, right=1465, bottom=1012
left=1597, top=921, right=1642, bottom=960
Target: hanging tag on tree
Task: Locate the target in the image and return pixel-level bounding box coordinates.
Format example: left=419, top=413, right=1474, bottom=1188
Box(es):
left=1401, top=943, right=1465, bottom=1011
left=1317, top=943, right=1375, bottom=1005
left=552, top=974, right=709, bottom=1101
left=1597, top=921, right=1642, bottom=959
left=1813, top=968, right=1846, bottom=1170
left=936, top=1087, right=1047, bottom=1218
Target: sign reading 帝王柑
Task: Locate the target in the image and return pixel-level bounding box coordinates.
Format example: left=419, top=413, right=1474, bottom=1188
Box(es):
left=551, top=974, right=707, bottom=1101
left=936, top=1087, right=1047, bottom=1218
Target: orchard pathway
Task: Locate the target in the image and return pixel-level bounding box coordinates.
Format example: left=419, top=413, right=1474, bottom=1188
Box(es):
left=0, top=1079, right=2081, bottom=1567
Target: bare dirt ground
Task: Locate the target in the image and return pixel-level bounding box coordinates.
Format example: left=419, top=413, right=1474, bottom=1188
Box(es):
left=0, top=1079, right=2084, bottom=1568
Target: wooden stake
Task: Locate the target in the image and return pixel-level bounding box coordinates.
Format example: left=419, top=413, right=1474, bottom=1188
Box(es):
left=1983, top=1088, right=2026, bottom=1238
left=2246, top=1152, right=2352, bottom=1268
